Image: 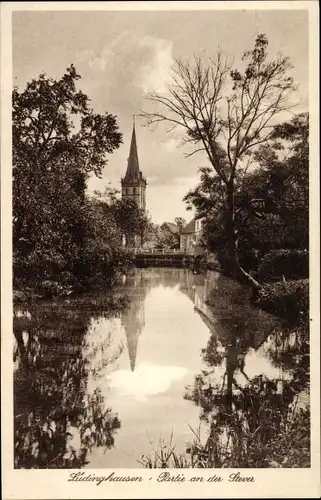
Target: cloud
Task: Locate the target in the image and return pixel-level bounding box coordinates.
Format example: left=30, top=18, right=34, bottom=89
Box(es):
left=106, top=363, right=187, bottom=402
left=163, top=137, right=181, bottom=152
left=76, top=48, right=114, bottom=72
left=138, top=36, right=174, bottom=93
left=75, top=32, right=173, bottom=96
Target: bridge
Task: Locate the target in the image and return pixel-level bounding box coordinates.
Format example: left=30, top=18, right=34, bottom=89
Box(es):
left=128, top=248, right=196, bottom=267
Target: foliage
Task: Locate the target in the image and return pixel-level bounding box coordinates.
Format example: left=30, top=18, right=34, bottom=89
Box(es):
left=255, top=279, right=309, bottom=323
left=158, top=225, right=180, bottom=249
left=14, top=300, right=126, bottom=468
left=142, top=221, right=180, bottom=250
left=112, top=198, right=150, bottom=240
left=174, top=217, right=186, bottom=233
left=256, top=249, right=309, bottom=282
left=186, top=112, right=309, bottom=277
left=140, top=403, right=310, bottom=469
left=12, top=66, right=132, bottom=292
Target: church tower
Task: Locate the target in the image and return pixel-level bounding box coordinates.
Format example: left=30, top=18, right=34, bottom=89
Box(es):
left=121, top=118, right=147, bottom=212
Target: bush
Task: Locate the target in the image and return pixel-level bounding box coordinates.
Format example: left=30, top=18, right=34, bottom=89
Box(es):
left=256, top=249, right=309, bottom=282
left=255, top=279, right=309, bottom=322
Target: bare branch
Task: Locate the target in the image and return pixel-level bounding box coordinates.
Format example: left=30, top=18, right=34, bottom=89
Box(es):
left=184, top=147, right=206, bottom=159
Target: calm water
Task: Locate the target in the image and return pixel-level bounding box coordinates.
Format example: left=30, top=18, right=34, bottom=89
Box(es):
left=14, top=268, right=309, bottom=468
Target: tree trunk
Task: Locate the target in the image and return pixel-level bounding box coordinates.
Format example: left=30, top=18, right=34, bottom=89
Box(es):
left=226, top=185, right=262, bottom=291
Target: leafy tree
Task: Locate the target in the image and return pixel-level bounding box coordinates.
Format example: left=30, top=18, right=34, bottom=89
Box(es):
left=13, top=66, right=123, bottom=287
left=159, top=226, right=180, bottom=249
left=112, top=199, right=150, bottom=242
left=140, top=221, right=181, bottom=250
left=254, top=112, right=309, bottom=249
left=174, top=217, right=186, bottom=233
left=93, top=188, right=151, bottom=247
left=141, top=221, right=163, bottom=250
left=143, top=34, right=297, bottom=289
left=183, top=112, right=308, bottom=273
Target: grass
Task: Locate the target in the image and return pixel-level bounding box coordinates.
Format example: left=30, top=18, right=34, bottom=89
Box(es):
left=138, top=403, right=310, bottom=468
left=137, top=427, right=209, bottom=468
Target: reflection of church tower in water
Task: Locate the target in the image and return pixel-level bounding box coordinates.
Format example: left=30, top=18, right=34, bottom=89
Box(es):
left=120, top=274, right=148, bottom=371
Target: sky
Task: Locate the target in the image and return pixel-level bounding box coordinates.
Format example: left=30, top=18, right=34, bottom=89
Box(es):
left=12, top=8, right=309, bottom=224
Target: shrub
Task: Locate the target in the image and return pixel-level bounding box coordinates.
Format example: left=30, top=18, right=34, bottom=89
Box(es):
left=39, top=280, right=64, bottom=297
left=255, top=279, right=309, bottom=322
left=256, top=249, right=309, bottom=282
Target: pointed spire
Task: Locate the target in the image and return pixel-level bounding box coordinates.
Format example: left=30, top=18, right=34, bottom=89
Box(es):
left=120, top=279, right=146, bottom=372
left=123, top=116, right=140, bottom=182
left=122, top=302, right=142, bottom=371
left=125, top=328, right=139, bottom=372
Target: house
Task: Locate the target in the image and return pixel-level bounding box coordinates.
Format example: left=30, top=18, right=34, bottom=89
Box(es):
left=160, top=222, right=179, bottom=234
left=180, top=218, right=205, bottom=255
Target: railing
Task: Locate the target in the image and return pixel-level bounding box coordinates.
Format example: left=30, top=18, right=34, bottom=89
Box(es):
left=130, top=248, right=185, bottom=255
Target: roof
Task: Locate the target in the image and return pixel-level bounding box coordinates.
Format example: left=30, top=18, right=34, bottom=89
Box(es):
left=181, top=219, right=196, bottom=234
left=161, top=222, right=179, bottom=234
left=123, top=124, right=145, bottom=184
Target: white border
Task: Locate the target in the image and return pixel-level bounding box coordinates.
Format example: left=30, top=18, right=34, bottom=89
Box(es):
left=1, top=2, right=320, bottom=499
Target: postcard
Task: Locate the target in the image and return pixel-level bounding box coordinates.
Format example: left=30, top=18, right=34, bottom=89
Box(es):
left=1, top=1, right=320, bottom=498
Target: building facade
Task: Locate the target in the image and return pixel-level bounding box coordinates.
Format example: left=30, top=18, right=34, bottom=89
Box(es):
left=180, top=218, right=205, bottom=255
left=121, top=120, right=147, bottom=247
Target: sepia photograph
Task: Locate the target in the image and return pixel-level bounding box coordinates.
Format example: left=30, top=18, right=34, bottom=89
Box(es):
left=5, top=2, right=317, bottom=482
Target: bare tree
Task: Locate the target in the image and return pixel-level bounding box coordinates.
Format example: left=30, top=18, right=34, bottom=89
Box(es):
left=142, top=34, right=297, bottom=289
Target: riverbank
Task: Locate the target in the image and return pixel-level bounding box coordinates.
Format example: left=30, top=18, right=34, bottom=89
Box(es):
left=185, top=251, right=309, bottom=326
left=13, top=257, right=135, bottom=304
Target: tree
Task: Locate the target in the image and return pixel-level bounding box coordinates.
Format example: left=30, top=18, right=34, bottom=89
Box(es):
left=13, top=66, right=122, bottom=285
left=254, top=112, right=309, bottom=249
left=143, top=34, right=297, bottom=289
left=174, top=217, right=187, bottom=233
left=184, top=113, right=308, bottom=273
left=159, top=226, right=180, bottom=249
left=112, top=199, right=150, bottom=242
left=140, top=221, right=161, bottom=250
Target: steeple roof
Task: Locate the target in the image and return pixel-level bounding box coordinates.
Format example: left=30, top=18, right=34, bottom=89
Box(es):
left=123, top=120, right=141, bottom=183
left=125, top=326, right=139, bottom=372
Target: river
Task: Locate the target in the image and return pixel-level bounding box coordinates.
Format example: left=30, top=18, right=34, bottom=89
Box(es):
left=13, top=268, right=309, bottom=468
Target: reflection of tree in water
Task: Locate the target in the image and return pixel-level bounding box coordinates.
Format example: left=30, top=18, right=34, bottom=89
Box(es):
left=184, top=273, right=310, bottom=467
left=265, top=326, right=309, bottom=381
left=14, top=303, right=124, bottom=469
